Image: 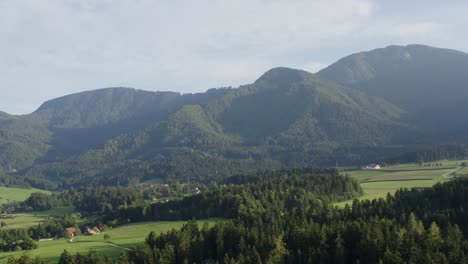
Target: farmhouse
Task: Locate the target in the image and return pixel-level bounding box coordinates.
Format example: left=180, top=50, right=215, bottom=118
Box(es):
left=87, top=226, right=101, bottom=235
left=362, top=164, right=381, bottom=170
left=65, top=227, right=78, bottom=237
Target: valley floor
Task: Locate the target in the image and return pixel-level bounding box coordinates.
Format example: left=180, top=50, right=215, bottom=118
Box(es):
left=0, top=219, right=218, bottom=263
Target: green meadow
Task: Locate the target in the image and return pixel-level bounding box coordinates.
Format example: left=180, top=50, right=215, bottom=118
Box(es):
left=0, top=219, right=218, bottom=263
left=0, top=186, right=50, bottom=205
left=1, top=207, right=75, bottom=229
left=457, top=167, right=468, bottom=175
left=336, top=161, right=464, bottom=207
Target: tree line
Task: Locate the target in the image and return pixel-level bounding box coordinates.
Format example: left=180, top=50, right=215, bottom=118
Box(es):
left=110, top=168, right=361, bottom=224
left=8, top=177, right=468, bottom=263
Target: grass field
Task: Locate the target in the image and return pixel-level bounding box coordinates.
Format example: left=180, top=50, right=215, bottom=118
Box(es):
left=365, top=168, right=455, bottom=181
left=457, top=167, right=468, bottom=175
left=0, top=186, right=50, bottom=204
left=336, top=161, right=464, bottom=207
left=381, top=159, right=468, bottom=170
left=343, top=170, right=391, bottom=181
left=1, top=207, right=75, bottom=229
left=0, top=219, right=218, bottom=263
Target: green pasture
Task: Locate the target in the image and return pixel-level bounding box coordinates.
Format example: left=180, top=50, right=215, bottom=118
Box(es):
left=456, top=167, right=468, bottom=175
left=381, top=159, right=468, bottom=170
left=365, top=168, right=455, bottom=181
left=1, top=207, right=75, bottom=229
left=0, top=186, right=50, bottom=205
left=336, top=160, right=464, bottom=207
left=0, top=219, right=218, bottom=263
left=344, top=170, right=391, bottom=181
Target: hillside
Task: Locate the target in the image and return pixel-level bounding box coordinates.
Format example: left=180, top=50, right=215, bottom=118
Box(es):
left=0, top=115, right=50, bottom=172
left=0, top=88, right=231, bottom=174
left=318, top=44, right=468, bottom=111
left=22, top=68, right=412, bottom=186
left=209, top=68, right=410, bottom=165
left=318, top=44, right=468, bottom=142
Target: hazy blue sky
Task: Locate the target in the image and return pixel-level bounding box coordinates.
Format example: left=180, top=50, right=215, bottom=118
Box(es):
left=1, top=0, right=468, bottom=114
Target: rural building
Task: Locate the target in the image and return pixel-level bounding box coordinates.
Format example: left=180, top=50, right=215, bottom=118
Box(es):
left=65, top=227, right=78, bottom=237
left=87, top=226, right=101, bottom=235
left=192, top=187, right=201, bottom=194
left=362, top=164, right=381, bottom=170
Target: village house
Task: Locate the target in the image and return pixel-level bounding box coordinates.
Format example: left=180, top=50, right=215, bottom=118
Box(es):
left=65, top=227, right=78, bottom=237
left=362, top=164, right=381, bottom=170
left=192, top=187, right=201, bottom=194
left=87, top=226, right=101, bottom=235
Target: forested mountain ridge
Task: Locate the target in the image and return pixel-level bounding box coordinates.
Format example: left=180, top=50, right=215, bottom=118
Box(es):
left=318, top=44, right=468, bottom=142
left=318, top=44, right=468, bottom=111
left=20, top=67, right=412, bottom=187
left=0, top=88, right=231, bottom=174
left=1, top=44, right=468, bottom=188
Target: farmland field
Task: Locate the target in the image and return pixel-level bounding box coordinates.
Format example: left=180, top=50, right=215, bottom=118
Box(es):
left=0, top=219, right=218, bottom=263
left=343, top=170, right=391, bottom=181
left=335, top=161, right=464, bottom=207
left=457, top=167, right=468, bottom=175
left=1, top=206, right=75, bottom=229
left=365, top=168, right=456, bottom=181
left=0, top=186, right=50, bottom=204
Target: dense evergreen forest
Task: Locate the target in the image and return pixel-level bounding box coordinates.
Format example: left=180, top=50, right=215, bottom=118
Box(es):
left=4, top=168, right=468, bottom=263
left=118, top=177, right=468, bottom=264
left=111, top=168, right=361, bottom=223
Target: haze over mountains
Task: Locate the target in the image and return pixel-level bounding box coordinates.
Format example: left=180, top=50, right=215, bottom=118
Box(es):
left=1, top=44, right=467, bottom=188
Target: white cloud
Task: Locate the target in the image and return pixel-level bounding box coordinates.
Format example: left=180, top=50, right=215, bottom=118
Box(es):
left=0, top=0, right=377, bottom=113
left=359, top=22, right=451, bottom=40
left=1, top=0, right=467, bottom=114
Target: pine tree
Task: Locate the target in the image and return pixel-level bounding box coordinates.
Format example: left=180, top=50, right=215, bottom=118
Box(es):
left=58, top=249, right=74, bottom=264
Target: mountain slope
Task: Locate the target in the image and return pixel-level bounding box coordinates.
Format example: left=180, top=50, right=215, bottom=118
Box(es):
left=0, top=115, right=50, bottom=172
left=0, top=87, right=231, bottom=173
left=210, top=68, right=410, bottom=166
left=24, top=68, right=411, bottom=186
left=318, top=44, right=468, bottom=142
left=318, top=44, right=468, bottom=112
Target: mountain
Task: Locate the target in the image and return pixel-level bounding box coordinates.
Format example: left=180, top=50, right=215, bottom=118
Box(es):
left=318, top=44, right=468, bottom=142
left=0, top=87, right=231, bottom=174
left=318, top=44, right=468, bottom=110
left=23, top=68, right=410, bottom=187
left=0, top=114, right=50, bottom=172
left=2, top=44, right=468, bottom=188
left=32, top=87, right=231, bottom=160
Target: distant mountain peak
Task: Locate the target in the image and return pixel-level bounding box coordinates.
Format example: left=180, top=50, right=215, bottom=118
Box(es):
left=318, top=44, right=468, bottom=86
left=318, top=43, right=468, bottom=114
left=255, top=67, right=315, bottom=87
left=35, top=87, right=151, bottom=112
